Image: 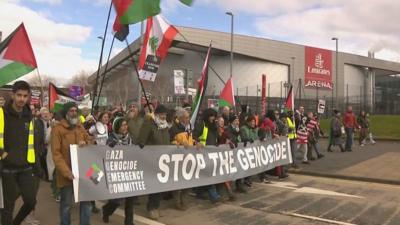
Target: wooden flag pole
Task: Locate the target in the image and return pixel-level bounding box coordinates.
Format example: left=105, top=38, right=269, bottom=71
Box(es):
left=35, top=68, right=45, bottom=106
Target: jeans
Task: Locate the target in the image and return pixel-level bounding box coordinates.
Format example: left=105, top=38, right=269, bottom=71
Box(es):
left=1, top=168, right=38, bottom=225
left=297, top=143, right=308, bottom=162
left=289, top=139, right=297, bottom=165
left=345, top=128, right=354, bottom=150
left=207, top=185, right=220, bottom=202
left=60, top=185, right=91, bottom=225
left=103, top=197, right=134, bottom=225
left=51, top=171, right=60, bottom=198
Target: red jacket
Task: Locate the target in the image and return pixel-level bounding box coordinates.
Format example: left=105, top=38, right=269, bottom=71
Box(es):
left=343, top=111, right=358, bottom=128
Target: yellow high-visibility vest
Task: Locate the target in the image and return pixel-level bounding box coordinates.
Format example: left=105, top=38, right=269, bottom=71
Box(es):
left=199, top=125, right=208, bottom=146
left=0, top=107, right=35, bottom=163
left=287, top=117, right=297, bottom=139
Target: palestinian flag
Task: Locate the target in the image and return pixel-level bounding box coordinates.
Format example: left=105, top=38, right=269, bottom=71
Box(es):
left=218, top=78, right=235, bottom=107
left=284, top=85, right=294, bottom=112
left=112, top=0, right=161, bottom=25
left=0, top=23, right=37, bottom=86
left=138, top=15, right=178, bottom=81
left=190, top=43, right=211, bottom=128
left=112, top=14, right=129, bottom=41
left=179, top=0, right=194, bottom=6
left=49, top=82, right=78, bottom=112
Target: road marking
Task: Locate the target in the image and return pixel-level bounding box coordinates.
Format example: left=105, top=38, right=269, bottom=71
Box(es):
left=294, top=187, right=364, bottom=199
left=262, top=182, right=364, bottom=199
left=96, top=201, right=165, bottom=225
left=283, top=212, right=357, bottom=225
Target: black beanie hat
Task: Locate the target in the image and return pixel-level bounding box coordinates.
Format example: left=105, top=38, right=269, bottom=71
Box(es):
left=62, top=102, right=78, bottom=118
left=229, top=113, right=238, bottom=123
left=112, top=117, right=125, bottom=133
left=155, top=104, right=168, bottom=114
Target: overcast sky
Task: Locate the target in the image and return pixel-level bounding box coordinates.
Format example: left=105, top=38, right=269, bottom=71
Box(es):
left=1, top=0, right=399, bottom=84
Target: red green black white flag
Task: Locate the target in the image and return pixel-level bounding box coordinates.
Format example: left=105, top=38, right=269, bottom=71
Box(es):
left=112, top=0, right=161, bottom=25
left=0, top=23, right=37, bottom=86
left=218, top=78, right=235, bottom=107
left=49, top=82, right=78, bottom=112
left=190, top=43, right=211, bottom=128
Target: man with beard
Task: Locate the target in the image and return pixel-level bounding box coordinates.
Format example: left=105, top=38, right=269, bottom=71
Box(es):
left=0, top=81, right=42, bottom=225
left=52, top=102, right=92, bottom=225
left=138, top=105, right=170, bottom=220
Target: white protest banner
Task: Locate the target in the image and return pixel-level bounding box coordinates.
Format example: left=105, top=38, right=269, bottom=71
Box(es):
left=71, top=137, right=292, bottom=202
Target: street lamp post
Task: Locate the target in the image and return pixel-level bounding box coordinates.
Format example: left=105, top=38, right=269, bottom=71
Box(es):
left=226, top=12, right=234, bottom=78
left=332, top=37, right=339, bottom=109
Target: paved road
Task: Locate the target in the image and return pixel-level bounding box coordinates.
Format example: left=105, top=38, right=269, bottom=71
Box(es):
left=27, top=173, right=400, bottom=225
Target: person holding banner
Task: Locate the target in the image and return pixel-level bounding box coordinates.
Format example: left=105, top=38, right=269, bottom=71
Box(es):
left=169, top=107, right=193, bottom=210
left=138, top=104, right=171, bottom=220
left=286, top=111, right=299, bottom=169
left=240, top=115, right=259, bottom=187
left=51, top=102, right=92, bottom=225
left=102, top=117, right=135, bottom=224
left=193, top=108, right=221, bottom=204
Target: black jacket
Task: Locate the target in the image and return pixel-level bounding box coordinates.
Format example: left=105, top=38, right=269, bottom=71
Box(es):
left=3, top=101, right=35, bottom=169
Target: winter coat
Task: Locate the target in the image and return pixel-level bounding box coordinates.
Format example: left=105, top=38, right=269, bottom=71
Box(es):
left=2, top=101, right=36, bottom=169
left=193, top=121, right=218, bottom=146
left=138, top=118, right=170, bottom=146
left=343, top=111, right=358, bottom=129
left=357, top=116, right=369, bottom=129
left=330, top=116, right=343, bottom=145
left=240, top=124, right=258, bottom=144
left=107, top=132, right=134, bottom=147
left=51, top=119, right=91, bottom=188
left=169, top=122, right=194, bottom=146
left=226, top=125, right=241, bottom=148
left=127, top=116, right=144, bottom=141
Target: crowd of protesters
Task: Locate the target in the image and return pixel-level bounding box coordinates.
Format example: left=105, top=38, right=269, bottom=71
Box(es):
left=0, top=80, right=377, bottom=225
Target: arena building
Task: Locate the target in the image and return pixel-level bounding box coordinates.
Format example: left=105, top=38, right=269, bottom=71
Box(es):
left=89, top=26, right=400, bottom=114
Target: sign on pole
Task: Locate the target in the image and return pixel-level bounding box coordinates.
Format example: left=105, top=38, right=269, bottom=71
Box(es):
left=317, top=99, right=326, bottom=114
left=174, top=70, right=185, bottom=95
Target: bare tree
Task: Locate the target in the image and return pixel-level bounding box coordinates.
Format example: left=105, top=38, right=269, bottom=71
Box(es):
left=67, top=70, right=93, bottom=93
left=26, top=74, right=57, bottom=88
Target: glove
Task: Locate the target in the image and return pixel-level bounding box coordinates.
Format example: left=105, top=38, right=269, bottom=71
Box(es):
left=249, top=139, right=254, bottom=144
left=108, top=141, right=116, bottom=148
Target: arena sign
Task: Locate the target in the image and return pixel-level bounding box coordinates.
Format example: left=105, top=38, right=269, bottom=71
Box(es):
left=305, top=46, right=333, bottom=90
left=70, top=137, right=292, bottom=202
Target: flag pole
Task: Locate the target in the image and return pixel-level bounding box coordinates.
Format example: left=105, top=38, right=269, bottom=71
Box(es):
left=95, top=36, right=116, bottom=109
left=35, top=68, right=45, bottom=106
left=177, top=31, right=226, bottom=85
left=91, top=1, right=113, bottom=114
left=124, top=38, right=152, bottom=113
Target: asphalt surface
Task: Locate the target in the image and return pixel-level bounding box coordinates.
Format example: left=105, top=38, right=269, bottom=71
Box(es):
left=21, top=173, right=400, bottom=225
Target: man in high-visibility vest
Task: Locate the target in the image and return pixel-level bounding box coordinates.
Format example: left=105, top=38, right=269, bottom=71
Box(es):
left=193, top=108, right=221, bottom=204
left=286, top=110, right=299, bottom=169
left=0, top=81, right=40, bottom=225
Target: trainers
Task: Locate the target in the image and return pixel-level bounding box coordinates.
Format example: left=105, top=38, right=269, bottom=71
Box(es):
left=317, top=154, right=325, bottom=159
left=244, top=180, right=252, bottom=188
left=302, top=161, right=310, bottom=165
left=148, top=209, right=159, bottom=220
left=310, top=156, right=316, bottom=161
left=24, top=213, right=40, bottom=225
left=279, top=174, right=289, bottom=179
left=101, top=210, right=109, bottom=223
left=55, top=195, right=60, bottom=202
left=360, top=144, right=365, bottom=147
left=235, top=185, right=247, bottom=193
left=92, top=205, right=100, bottom=214
left=263, top=178, right=272, bottom=184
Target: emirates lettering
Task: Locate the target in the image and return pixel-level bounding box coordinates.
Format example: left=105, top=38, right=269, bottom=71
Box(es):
left=307, top=66, right=331, bottom=76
